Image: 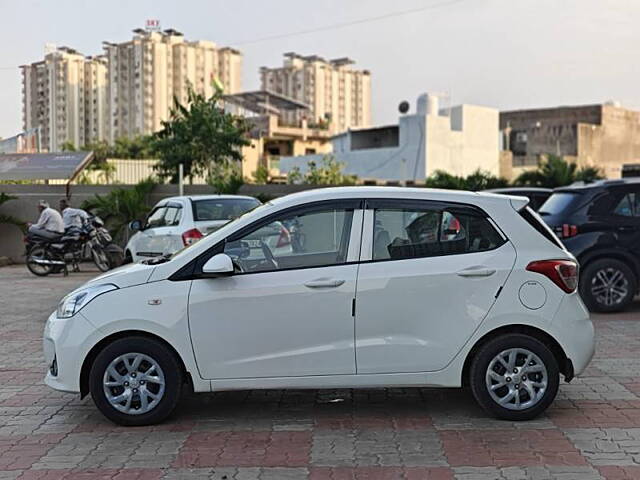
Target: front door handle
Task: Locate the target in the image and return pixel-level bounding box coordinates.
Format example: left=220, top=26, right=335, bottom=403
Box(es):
left=304, top=279, right=346, bottom=289
left=456, top=267, right=496, bottom=278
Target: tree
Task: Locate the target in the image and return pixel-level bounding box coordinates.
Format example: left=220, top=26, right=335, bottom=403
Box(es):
left=207, top=161, right=244, bottom=194
left=60, top=141, right=76, bottom=152
left=464, top=169, right=510, bottom=191
left=514, top=155, right=604, bottom=188
left=0, top=193, right=26, bottom=232
left=287, top=155, right=357, bottom=185
left=82, top=178, right=156, bottom=243
left=110, top=136, right=155, bottom=159
left=252, top=164, right=270, bottom=184
left=424, top=169, right=508, bottom=190
left=153, top=88, right=250, bottom=183
left=424, top=170, right=466, bottom=190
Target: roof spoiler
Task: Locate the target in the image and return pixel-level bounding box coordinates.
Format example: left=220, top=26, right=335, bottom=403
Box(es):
left=509, top=196, right=530, bottom=211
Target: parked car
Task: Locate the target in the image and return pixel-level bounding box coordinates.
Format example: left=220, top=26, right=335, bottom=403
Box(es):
left=538, top=179, right=640, bottom=312
left=484, top=187, right=553, bottom=211
left=44, top=187, right=594, bottom=425
left=125, top=195, right=261, bottom=263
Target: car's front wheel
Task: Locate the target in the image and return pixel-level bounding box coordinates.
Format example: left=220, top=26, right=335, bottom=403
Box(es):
left=580, top=258, right=636, bottom=313
left=89, top=336, right=183, bottom=426
left=470, top=334, right=559, bottom=421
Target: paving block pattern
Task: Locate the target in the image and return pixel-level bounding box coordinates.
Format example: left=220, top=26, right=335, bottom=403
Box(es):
left=2, top=266, right=640, bottom=479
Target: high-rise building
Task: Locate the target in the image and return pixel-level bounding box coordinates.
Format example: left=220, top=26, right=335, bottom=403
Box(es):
left=20, top=27, right=243, bottom=150
left=260, top=53, right=371, bottom=134
left=104, top=29, right=242, bottom=142
left=21, top=47, right=108, bottom=152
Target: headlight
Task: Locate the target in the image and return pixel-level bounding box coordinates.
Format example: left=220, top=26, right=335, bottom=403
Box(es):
left=56, top=284, right=118, bottom=319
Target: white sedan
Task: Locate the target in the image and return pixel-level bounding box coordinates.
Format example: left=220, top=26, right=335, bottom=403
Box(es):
left=44, top=187, right=595, bottom=425
left=124, top=195, right=261, bottom=263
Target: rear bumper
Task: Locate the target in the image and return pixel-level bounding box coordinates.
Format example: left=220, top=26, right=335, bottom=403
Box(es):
left=550, top=293, right=595, bottom=377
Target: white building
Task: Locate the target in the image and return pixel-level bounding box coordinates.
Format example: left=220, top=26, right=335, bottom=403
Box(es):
left=21, top=47, right=108, bottom=152
left=279, top=93, right=500, bottom=182
left=21, top=27, right=243, bottom=150
left=260, top=53, right=371, bottom=135
left=104, top=28, right=242, bottom=142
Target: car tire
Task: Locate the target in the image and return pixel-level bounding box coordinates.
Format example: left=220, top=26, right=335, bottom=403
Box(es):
left=470, top=334, right=559, bottom=421
left=89, top=336, right=183, bottom=426
left=580, top=258, right=636, bottom=313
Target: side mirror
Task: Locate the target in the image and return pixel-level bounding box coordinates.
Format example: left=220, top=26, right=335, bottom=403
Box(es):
left=201, top=253, right=234, bottom=277
left=129, top=220, right=142, bottom=232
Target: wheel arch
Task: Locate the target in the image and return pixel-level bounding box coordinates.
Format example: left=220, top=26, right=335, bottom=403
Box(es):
left=578, top=248, right=640, bottom=286
left=461, top=324, right=571, bottom=387
left=79, top=330, right=193, bottom=399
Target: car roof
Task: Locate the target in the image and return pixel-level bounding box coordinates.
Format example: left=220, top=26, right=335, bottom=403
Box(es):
left=158, top=194, right=259, bottom=204
left=267, top=186, right=525, bottom=210
left=485, top=187, right=553, bottom=193
left=554, top=178, right=640, bottom=192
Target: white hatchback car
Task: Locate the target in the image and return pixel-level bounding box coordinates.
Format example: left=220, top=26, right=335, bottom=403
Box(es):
left=125, top=195, right=261, bottom=263
left=44, top=187, right=595, bottom=426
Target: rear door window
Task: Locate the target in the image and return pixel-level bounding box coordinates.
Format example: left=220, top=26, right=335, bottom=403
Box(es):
left=371, top=201, right=506, bottom=261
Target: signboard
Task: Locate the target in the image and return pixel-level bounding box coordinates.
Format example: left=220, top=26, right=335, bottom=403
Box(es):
left=145, top=19, right=160, bottom=32
left=0, top=152, right=93, bottom=181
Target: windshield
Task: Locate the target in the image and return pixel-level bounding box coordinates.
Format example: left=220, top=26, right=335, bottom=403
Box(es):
left=538, top=192, right=581, bottom=216
left=193, top=198, right=261, bottom=222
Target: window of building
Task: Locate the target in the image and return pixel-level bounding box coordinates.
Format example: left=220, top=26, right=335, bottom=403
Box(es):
left=372, top=204, right=505, bottom=261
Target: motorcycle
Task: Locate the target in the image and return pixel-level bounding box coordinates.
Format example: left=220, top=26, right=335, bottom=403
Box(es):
left=25, top=227, right=85, bottom=277
left=25, top=215, right=123, bottom=276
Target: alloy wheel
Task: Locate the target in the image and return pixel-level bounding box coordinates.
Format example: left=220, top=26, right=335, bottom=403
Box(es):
left=102, top=352, right=166, bottom=415
left=485, top=347, right=548, bottom=411
left=590, top=267, right=629, bottom=307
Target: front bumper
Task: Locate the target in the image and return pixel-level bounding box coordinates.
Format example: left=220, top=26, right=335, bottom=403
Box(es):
left=43, top=310, right=98, bottom=394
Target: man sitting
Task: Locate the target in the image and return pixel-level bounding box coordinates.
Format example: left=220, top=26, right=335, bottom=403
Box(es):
left=28, top=200, right=64, bottom=240
left=59, top=198, right=89, bottom=230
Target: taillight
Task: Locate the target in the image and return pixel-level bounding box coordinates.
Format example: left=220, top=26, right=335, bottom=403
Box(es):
left=182, top=228, right=203, bottom=246
left=526, top=259, right=579, bottom=293
left=276, top=226, right=291, bottom=248
left=554, top=224, right=578, bottom=238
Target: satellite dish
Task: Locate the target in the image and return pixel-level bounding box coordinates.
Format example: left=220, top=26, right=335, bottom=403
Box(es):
left=398, top=101, right=410, bottom=114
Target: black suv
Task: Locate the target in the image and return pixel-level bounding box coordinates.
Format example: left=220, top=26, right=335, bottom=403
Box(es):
left=538, top=179, right=640, bottom=312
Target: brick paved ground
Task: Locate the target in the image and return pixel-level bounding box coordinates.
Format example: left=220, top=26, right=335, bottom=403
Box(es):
left=1, top=265, right=639, bottom=479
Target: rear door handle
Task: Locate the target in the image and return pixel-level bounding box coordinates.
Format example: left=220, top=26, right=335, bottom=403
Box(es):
left=304, top=279, right=346, bottom=289
left=456, top=267, right=496, bottom=277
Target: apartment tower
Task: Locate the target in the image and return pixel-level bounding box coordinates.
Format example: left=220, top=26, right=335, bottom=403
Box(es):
left=260, top=53, right=371, bottom=134
left=20, top=26, right=242, bottom=150
left=104, top=28, right=242, bottom=143
left=21, top=47, right=108, bottom=152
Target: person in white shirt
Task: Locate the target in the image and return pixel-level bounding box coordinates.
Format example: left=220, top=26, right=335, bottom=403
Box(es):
left=59, top=199, right=89, bottom=230
left=28, top=200, right=64, bottom=240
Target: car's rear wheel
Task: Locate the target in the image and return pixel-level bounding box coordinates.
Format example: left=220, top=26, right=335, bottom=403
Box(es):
left=89, top=336, right=183, bottom=426
left=470, top=334, right=559, bottom=421
left=580, top=258, right=636, bottom=313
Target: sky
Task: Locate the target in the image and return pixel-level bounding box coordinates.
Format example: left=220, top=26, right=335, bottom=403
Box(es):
left=0, top=0, right=639, bottom=138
